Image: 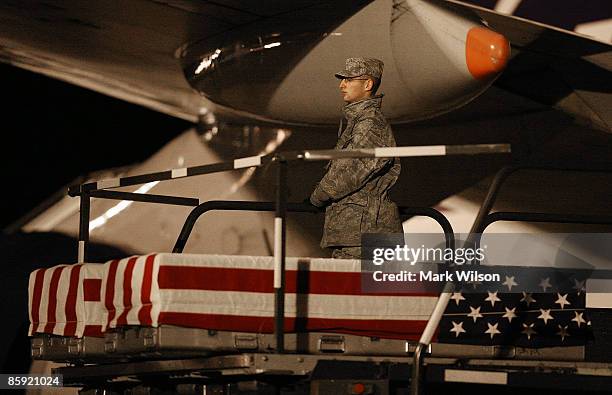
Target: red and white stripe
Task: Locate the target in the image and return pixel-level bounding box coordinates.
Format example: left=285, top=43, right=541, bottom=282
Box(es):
left=80, top=264, right=106, bottom=336
left=102, top=254, right=160, bottom=330
left=29, top=254, right=440, bottom=340
left=28, top=263, right=105, bottom=337
left=105, top=254, right=438, bottom=340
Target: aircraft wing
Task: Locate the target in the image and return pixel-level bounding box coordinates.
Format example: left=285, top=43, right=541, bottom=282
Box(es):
left=0, top=1, right=340, bottom=123
left=0, top=1, right=610, bottom=130
left=442, top=0, right=612, bottom=132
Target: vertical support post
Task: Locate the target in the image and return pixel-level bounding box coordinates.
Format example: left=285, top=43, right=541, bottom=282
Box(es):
left=78, top=192, right=90, bottom=263
left=273, top=158, right=287, bottom=353
left=410, top=283, right=453, bottom=395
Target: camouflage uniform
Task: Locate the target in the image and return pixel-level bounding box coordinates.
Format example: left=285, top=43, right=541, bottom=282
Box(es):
left=310, top=94, right=403, bottom=254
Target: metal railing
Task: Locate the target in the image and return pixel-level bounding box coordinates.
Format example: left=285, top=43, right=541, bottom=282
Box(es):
left=172, top=201, right=455, bottom=253
left=68, top=144, right=508, bottom=357
left=410, top=165, right=612, bottom=395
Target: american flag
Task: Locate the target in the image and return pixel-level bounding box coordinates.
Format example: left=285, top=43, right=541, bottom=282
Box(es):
left=438, top=266, right=593, bottom=347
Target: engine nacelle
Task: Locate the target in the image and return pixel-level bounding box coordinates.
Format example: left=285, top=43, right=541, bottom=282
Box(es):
left=389, top=0, right=509, bottom=120
left=181, top=0, right=509, bottom=125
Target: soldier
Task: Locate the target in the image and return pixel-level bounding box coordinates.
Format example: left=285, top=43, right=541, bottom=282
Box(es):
left=309, top=57, right=403, bottom=259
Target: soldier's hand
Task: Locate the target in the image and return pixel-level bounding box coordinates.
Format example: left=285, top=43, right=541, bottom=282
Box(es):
left=309, top=187, right=330, bottom=208
left=302, top=198, right=324, bottom=211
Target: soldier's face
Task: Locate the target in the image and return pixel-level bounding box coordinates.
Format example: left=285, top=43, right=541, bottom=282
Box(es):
left=339, top=77, right=372, bottom=103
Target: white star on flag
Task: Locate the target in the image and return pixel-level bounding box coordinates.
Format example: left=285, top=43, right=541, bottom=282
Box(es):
left=502, top=275, right=517, bottom=291
left=485, top=322, right=501, bottom=339
left=522, top=323, right=536, bottom=340
left=539, top=277, right=552, bottom=292
left=503, top=307, right=517, bottom=323
left=521, top=292, right=536, bottom=307
left=450, top=292, right=465, bottom=306
left=485, top=291, right=501, bottom=307
left=468, top=306, right=483, bottom=323
left=572, top=311, right=586, bottom=328
left=557, top=325, right=570, bottom=342
left=450, top=321, right=466, bottom=337
left=538, top=309, right=554, bottom=325
left=438, top=270, right=590, bottom=345
left=555, top=293, right=571, bottom=309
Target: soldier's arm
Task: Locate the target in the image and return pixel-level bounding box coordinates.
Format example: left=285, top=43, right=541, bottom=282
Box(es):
left=310, top=118, right=392, bottom=205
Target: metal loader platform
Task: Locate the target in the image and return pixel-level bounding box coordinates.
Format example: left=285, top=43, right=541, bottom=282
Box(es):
left=54, top=353, right=612, bottom=394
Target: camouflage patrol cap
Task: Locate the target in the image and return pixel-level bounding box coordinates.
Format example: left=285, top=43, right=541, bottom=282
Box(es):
left=335, top=57, right=384, bottom=79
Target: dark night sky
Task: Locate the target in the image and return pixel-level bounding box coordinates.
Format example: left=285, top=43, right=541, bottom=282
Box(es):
left=1, top=62, right=193, bottom=374
left=1, top=62, right=192, bottom=230
left=464, top=0, right=612, bottom=31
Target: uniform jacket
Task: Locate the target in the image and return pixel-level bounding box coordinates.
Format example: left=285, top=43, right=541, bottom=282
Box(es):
left=311, top=95, right=402, bottom=248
